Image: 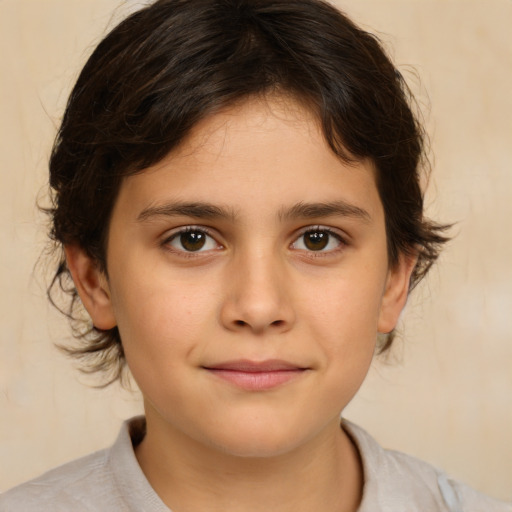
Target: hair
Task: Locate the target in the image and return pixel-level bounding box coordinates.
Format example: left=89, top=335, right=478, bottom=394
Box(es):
left=47, top=0, right=450, bottom=384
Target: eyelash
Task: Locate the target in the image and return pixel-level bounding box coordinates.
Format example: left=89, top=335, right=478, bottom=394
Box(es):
left=161, top=226, right=222, bottom=256
left=291, top=226, right=347, bottom=256
left=161, top=225, right=347, bottom=256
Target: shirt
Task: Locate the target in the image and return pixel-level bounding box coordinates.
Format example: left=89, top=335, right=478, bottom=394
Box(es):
left=1, top=416, right=510, bottom=511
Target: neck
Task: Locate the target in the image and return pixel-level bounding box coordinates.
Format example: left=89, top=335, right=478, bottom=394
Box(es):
left=135, top=413, right=363, bottom=512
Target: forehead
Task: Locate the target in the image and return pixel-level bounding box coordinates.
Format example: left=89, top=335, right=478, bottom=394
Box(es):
left=174, top=96, right=319, bottom=158
left=116, top=96, right=383, bottom=223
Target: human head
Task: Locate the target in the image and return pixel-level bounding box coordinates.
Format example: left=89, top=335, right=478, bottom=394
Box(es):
left=48, top=0, right=448, bottom=383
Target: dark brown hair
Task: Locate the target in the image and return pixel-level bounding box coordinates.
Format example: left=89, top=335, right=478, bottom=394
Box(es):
left=48, top=0, right=449, bottom=384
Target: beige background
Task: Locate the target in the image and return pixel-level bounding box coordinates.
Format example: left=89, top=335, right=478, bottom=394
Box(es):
left=1, top=0, right=511, bottom=501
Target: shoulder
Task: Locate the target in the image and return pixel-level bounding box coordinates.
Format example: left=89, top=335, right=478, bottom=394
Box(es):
left=343, top=420, right=512, bottom=512
left=0, top=417, right=166, bottom=512
left=0, top=449, right=116, bottom=512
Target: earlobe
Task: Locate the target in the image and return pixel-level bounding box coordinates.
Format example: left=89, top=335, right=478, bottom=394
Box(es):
left=377, top=253, right=417, bottom=334
left=64, top=245, right=117, bottom=330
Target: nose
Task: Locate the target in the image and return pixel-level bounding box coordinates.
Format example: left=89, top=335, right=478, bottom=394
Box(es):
left=219, top=250, right=295, bottom=334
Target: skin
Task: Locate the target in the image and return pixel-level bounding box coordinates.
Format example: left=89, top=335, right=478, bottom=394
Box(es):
left=66, top=96, right=415, bottom=512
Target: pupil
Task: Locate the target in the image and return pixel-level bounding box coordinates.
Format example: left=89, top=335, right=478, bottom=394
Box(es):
left=304, top=231, right=328, bottom=251
left=181, top=231, right=206, bottom=251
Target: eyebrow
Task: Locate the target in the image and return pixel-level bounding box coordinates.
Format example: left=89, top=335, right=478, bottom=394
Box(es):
left=279, top=200, right=371, bottom=223
left=136, top=199, right=371, bottom=224
left=137, top=201, right=237, bottom=222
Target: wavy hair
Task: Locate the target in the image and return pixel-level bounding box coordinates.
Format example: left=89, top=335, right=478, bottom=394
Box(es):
left=47, top=0, right=450, bottom=384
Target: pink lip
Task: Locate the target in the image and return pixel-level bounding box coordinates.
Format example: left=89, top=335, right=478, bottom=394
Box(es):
left=203, top=360, right=308, bottom=391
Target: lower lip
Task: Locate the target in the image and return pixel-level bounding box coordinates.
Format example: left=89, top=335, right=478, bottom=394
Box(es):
left=206, top=369, right=306, bottom=391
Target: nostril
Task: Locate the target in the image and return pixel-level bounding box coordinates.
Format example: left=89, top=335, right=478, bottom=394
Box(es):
left=232, top=319, right=284, bottom=328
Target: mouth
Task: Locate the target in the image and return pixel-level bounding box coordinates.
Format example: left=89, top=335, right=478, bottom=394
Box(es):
left=202, top=359, right=309, bottom=391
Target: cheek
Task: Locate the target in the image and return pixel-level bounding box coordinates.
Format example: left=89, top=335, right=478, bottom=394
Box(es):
left=300, top=266, right=386, bottom=378
left=108, top=265, right=219, bottom=371
left=113, top=288, right=215, bottom=413
left=310, top=283, right=381, bottom=396
left=305, top=271, right=386, bottom=340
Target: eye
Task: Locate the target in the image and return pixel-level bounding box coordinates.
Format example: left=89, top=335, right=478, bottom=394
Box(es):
left=165, top=228, right=220, bottom=253
left=292, top=227, right=344, bottom=252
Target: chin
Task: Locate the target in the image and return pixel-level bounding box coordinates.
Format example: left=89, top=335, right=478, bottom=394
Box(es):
left=203, top=421, right=316, bottom=459
left=214, top=437, right=300, bottom=459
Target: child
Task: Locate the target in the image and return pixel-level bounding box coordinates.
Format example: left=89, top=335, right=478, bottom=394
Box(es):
left=1, top=0, right=510, bottom=510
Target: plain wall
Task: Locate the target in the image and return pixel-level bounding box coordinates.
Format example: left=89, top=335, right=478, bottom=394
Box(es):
left=1, top=0, right=511, bottom=501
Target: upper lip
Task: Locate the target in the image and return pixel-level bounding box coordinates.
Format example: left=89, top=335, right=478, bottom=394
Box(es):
left=203, top=359, right=306, bottom=372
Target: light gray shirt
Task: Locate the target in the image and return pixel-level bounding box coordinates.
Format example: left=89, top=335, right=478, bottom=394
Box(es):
left=1, top=417, right=510, bottom=511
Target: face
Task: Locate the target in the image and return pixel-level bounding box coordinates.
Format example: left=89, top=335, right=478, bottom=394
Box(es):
left=70, top=97, right=413, bottom=458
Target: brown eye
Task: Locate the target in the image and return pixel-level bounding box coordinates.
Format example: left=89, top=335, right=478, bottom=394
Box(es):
left=180, top=231, right=206, bottom=251
left=292, top=228, right=343, bottom=253
left=167, top=229, right=218, bottom=252
left=303, top=231, right=329, bottom=251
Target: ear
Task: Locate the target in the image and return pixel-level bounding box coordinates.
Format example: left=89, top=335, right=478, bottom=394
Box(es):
left=64, top=245, right=117, bottom=330
left=377, top=253, right=417, bottom=334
